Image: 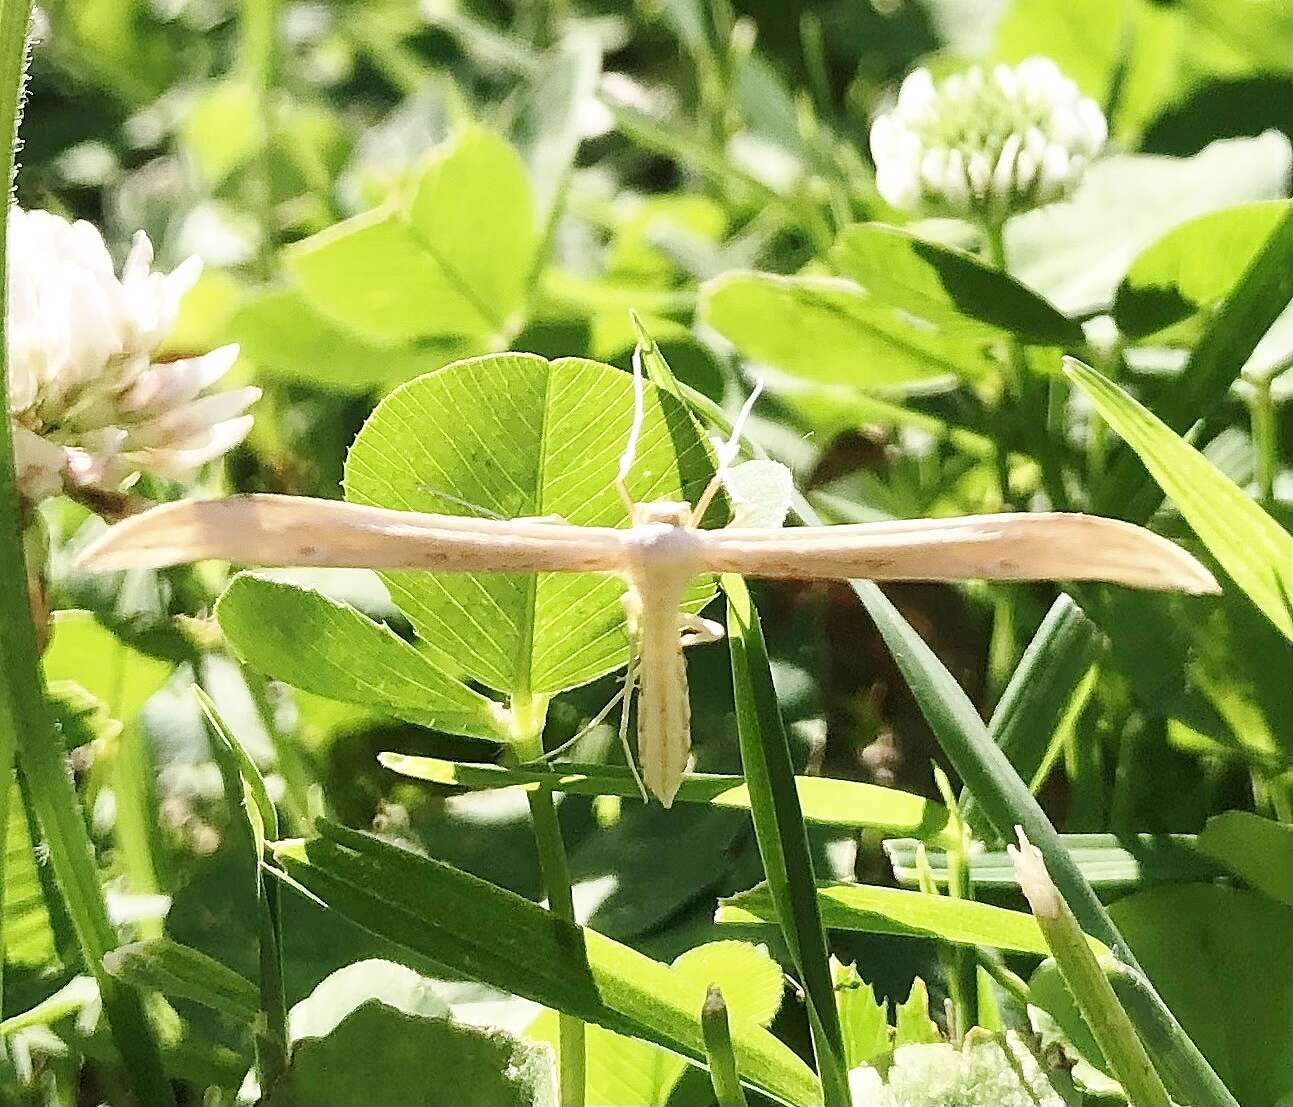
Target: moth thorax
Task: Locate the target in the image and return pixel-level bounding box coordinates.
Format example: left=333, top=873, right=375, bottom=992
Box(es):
left=623, top=506, right=705, bottom=594
left=632, top=500, right=693, bottom=528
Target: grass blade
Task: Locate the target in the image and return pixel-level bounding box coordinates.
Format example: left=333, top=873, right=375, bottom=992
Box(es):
left=103, top=938, right=260, bottom=1023
left=961, top=594, right=1104, bottom=836
left=271, top=820, right=822, bottom=1107
left=1097, top=208, right=1292, bottom=521
left=724, top=574, right=852, bottom=1107
left=379, top=753, right=955, bottom=844
left=718, top=880, right=1104, bottom=958
left=196, top=686, right=288, bottom=1091
left=1069, top=357, right=1292, bottom=639
left=885, top=832, right=1223, bottom=892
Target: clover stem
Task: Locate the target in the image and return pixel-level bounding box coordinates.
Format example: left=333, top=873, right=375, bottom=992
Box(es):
left=0, top=4, right=174, bottom=1101
left=1248, top=374, right=1278, bottom=512
left=511, top=695, right=585, bottom=1107
left=981, top=219, right=1071, bottom=510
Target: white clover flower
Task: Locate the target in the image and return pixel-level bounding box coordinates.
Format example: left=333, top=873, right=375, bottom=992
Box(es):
left=6, top=207, right=258, bottom=505
left=869, top=57, right=1107, bottom=221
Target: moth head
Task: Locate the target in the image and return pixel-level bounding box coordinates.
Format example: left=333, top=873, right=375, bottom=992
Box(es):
left=632, top=500, right=693, bottom=528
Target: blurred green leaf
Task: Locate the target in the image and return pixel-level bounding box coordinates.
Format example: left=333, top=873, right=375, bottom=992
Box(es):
left=343, top=353, right=715, bottom=695
left=993, top=0, right=1129, bottom=101
left=699, top=271, right=992, bottom=389
left=511, top=41, right=601, bottom=230
left=1099, top=203, right=1292, bottom=519
left=1007, top=134, right=1292, bottom=312
left=42, top=611, right=173, bottom=725
left=1108, top=884, right=1292, bottom=1107
left=379, top=753, right=954, bottom=842
left=1114, top=200, right=1292, bottom=339
left=231, top=288, right=474, bottom=392
left=1067, top=358, right=1292, bottom=639
left=266, top=1000, right=557, bottom=1106
left=831, top=224, right=1081, bottom=346
left=272, top=822, right=822, bottom=1106
left=718, top=882, right=1106, bottom=958
left=103, top=938, right=259, bottom=1023
left=180, top=80, right=265, bottom=186
left=288, top=128, right=536, bottom=343
left=1197, top=812, right=1293, bottom=905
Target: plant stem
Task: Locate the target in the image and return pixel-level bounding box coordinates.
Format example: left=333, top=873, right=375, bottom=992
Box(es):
left=1011, top=831, right=1172, bottom=1107
left=1247, top=374, right=1278, bottom=512
left=725, top=576, right=852, bottom=1107
left=701, top=985, right=748, bottom=1106
left=511, top=696, right=584, bottom=1107
left=0, top=0, right=28, bottom=1026
left=0, top=4, right=174, bottom=1101
left=935, top=772, right=977, bottom=1036
left=237, top=0, right=278, bottom=278
left=982, top=220, right=1071, bottom=510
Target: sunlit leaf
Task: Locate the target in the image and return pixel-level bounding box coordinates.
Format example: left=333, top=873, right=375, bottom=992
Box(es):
left=343, top=353, right=716, bottom=695
left=718, top=882, right=1107, bottom=958
left=699, top=271, right=993, bottom=390
left=378, top=753, right=955, bottom=843
left=217, top=573, right=505, bottom=740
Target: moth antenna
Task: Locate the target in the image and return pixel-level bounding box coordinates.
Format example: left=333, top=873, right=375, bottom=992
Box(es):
left=616, top=345, right=648, bottom=516
left=692, top=377, right=765, bottom=524
left=414, top=486, right=505, bottom=519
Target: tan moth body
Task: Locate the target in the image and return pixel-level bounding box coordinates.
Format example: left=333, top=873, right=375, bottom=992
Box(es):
left=77, top=360, right=1219, bottom=807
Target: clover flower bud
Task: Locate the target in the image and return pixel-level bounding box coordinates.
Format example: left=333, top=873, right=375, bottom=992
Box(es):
left=870, top=57, right=1107, bottom=221
left=6, top=207, right=258, bottom=505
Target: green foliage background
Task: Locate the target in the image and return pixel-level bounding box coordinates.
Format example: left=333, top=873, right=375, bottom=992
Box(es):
left=4, top=0, right=1291, bottom=1104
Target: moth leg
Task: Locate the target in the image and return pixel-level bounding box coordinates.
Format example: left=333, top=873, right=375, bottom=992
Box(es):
left=678, top=612, right=724, bottom=647
left=617, top=648, right=649, bottom=803
left=526, top=684, right=627, bottom=765
left=617, top=588, right=650, bottom=803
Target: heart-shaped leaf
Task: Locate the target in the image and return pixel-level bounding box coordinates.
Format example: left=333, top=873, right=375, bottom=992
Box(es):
left=288, top=127, right=537, bottom=344
left=343, top=353, right=716, bottom=696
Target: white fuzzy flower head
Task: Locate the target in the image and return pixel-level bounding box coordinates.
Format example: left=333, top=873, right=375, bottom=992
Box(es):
left=6, top=207, right=258, bottom=505
left=869, top=57, right=1107, bottom=221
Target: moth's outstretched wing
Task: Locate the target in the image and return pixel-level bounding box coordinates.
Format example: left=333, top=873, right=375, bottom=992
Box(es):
left=77, top=493, right=629, bottom=574
left=698, top=512, right=1219, bottom=594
